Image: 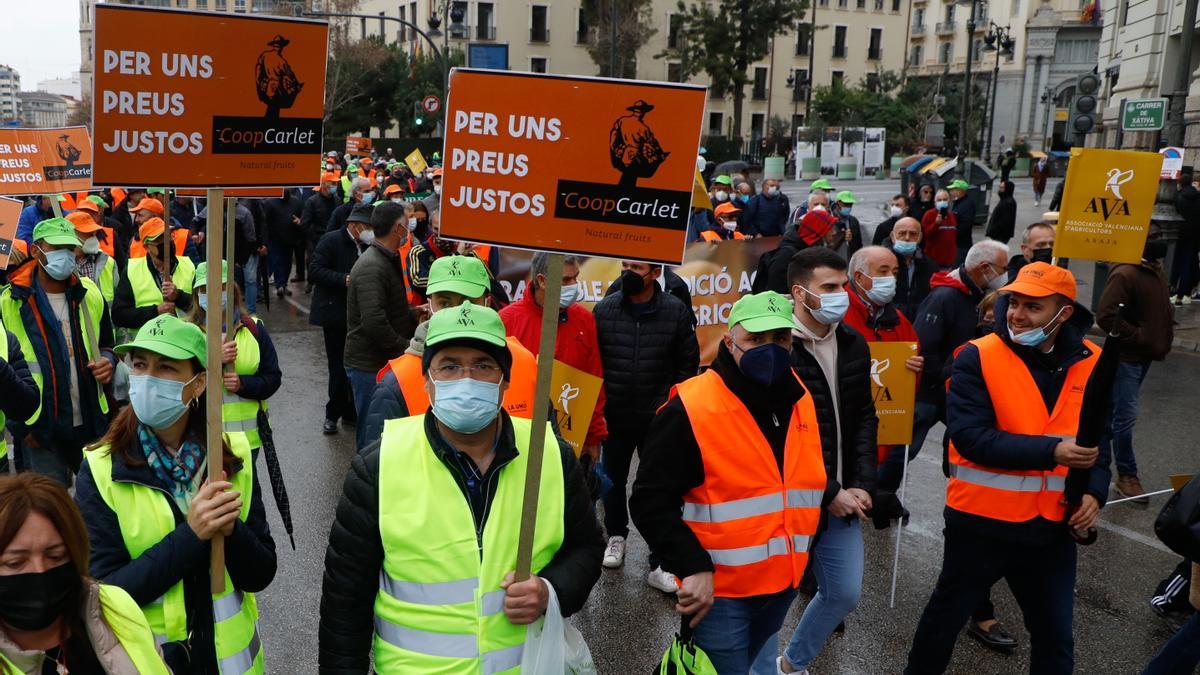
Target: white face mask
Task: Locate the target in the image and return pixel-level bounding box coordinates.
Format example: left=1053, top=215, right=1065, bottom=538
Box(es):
left=358, top=229, right=376, bottom=245
left=391, top=197, right=405, bottom=204
left=722, top=220, right=737, bottom=232
left=433, top=183, right=442, bottom=195
left=890, top=205, right=904, bottom=218
left=81, top=237, right=101, bottom=255
left=713, top=190, right=729, bottom=203
left=766, top=186, right=780, bottom=197
left=407, top=217, right=418, bottom=231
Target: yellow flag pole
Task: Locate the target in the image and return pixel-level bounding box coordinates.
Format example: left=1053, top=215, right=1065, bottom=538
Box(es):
left=204, top=189, right=227, bottom=594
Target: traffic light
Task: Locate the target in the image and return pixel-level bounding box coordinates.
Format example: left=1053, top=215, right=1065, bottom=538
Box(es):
left=1069, top=72, right=1102, bottom=145
left=413, top=100, right=424, bottom=128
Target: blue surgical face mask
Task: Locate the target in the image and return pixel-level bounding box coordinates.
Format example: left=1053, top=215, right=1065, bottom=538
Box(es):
left=129, top=373, right=198, bottom=430
left=893, top=240, right=918, bottom=256
left=732, top=341, right=792, bottom=387
left=800, top=286, right=850, bottom=325
left=841, top=206, right=853, bottom=215
left=861, top=275, right=897, bottom=306
left=559, top=283, right=580, bottom=309
left=38, top=247, right=76, bottom=281
left=197, top=292, right=208, bottom=313
left=1008, top=306, right=1066, bottom=348
left=361, top=192, right=376, bottom=205
left=431, top=376, right=502, bottom=433
left=935, top=200, right=950, bottom=210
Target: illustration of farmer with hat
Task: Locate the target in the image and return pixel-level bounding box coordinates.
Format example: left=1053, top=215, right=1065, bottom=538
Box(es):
left=256, top=34, right=304, bottom=118
left=56, top=134, right=81, bottom=167
left=610, top=99, right=670, bottom=188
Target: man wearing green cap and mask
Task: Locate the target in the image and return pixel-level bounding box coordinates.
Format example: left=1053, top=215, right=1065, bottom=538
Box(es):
left=948, top=179, right=977, bottom=264
left=0, top=217, right=116, bottom=485
left=631, top=291, right=827, bottom=674
left=710, top=175, right=733, bottom=205
left=832, top=190, right=864, bottom=258
left=319, top=302, right=603, bottom=673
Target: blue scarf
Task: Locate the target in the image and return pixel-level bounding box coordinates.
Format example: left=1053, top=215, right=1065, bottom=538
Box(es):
left=138, top=424, right=206, bottom=513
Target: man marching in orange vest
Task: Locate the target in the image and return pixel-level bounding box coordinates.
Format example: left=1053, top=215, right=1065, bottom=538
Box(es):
left=905, top=262, right=1110, bottom=674
left=361, top=255, right=536, bottom=449
left=631, top=291, right=827, bottom=674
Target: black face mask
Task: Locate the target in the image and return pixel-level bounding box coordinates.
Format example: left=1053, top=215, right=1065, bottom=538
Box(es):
left=620, top=269, right=647, bottom=295
left=1143, top=239, right=1169, bottom=261
left=1030, top=247, right=1054, bottom=264
left=0, top=562, right=79, bottom=631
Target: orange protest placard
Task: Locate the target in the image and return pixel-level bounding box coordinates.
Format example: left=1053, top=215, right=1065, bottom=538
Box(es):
left=440, top=69, right=707, bottom=265
left=0, top=127, right=93, bottom=196
left=92, top=5, right=329, bottom=188
left=0, top=197, right=21, bottom=268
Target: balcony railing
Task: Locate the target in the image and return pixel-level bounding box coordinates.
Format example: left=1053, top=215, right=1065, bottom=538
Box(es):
left=911, top=23, right=926, bottom=35
left=752, top=86, right=768, bottom=100
left=530, top=27, right=550, bottom=42
left=868, top=47, right=882, bottom=59
left=936, top=21, right=956, bottom=33
left=576, top=28, right=589, bottom=44
left=476, top=24, right=496, bottom=40
left=832, top=44, right=847, bottom=58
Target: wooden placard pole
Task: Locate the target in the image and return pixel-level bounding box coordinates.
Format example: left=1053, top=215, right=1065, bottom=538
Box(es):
left=204, top=189, right=227, bottom=594
left=513, top=253, right=564, bottom=582
left=47, top=195, right=63, bottom=218
left=160, top=190, right=172, bottom=278
left=223, top=198, right=237, bottom=330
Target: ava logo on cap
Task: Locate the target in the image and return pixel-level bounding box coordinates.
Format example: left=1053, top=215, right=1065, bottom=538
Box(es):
left=449, top=259, right=462, bottom=276
left=146, top=317, right=168, bottom=337
left=457, top=305, right=476, bottom=327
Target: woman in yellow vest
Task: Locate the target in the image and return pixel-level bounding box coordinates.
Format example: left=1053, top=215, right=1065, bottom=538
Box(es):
left=186, top=261, right=282, bottom=461
left=74, top=315, right=276, bottom=675
left=0, top=472, right=170, bottom=674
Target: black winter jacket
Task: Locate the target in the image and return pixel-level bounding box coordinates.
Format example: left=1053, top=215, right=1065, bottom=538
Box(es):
left=913, top=269, right=986, bottom=405
left=594, top=286, right=700, bottom=435
left=891, top=247, right=939, bottom=320
left=603, top=268, right=695, bottom=319
left=111, top=254, right=194, bottom=330
left=301, top=191, right=339, bottom=245
left=308, top=227, right=362, bottom=328
left=1, top=330, right=39, bottom=425
left=344, top=243, right=415, bottom=372
left=75, top=439, right=276, bottom=675
left=790, top=324, right=878, bottom=496
left=754, top=228, right=808, bottom=294
left=318, top=412, right=604, bottom=673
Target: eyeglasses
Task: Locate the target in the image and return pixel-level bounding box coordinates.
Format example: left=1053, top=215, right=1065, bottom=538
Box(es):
left=430, top=363, right=502, bottom=380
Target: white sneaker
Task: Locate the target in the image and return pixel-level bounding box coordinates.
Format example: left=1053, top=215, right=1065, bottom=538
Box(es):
left=602, top=536, right=626, bottom=568
left=646, top=566, right=680, bottom=593
left=777, top=657, right=809, bottom=675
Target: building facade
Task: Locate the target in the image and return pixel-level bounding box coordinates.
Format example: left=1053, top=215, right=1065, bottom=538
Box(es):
left=19, top=91, right=69, bottom=128
left=37, top=76, right=83, bottom=100
left=1096, top=0, right=1200, bottom=161
left=354, top=0, right=914, bottom=141
left=906, top=0, right=1101, bottom=156
left=0, top=65, right=20, bottom=124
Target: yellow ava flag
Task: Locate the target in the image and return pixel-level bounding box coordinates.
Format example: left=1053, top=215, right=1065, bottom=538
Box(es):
left=692, top=170, right=713, bottom=210
left=405, top=148, right=429, bottom=175
left=1053, top=148, right=1164, bottom=264
left=550, top=359, right=603, bottom=456
left=868, top=342, right=918, bottom=446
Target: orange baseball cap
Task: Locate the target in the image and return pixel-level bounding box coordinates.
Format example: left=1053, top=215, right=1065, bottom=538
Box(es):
left=714, top=202, right=742, bottom=218
left=74, top=199, right=100, bottom=214
left=999, top=262, right=1076, bottom=302
left=139, top=217, right=167, bottom=242
left=320, top=171, right=339, bottom=184
left=129, top=197, right=165, bottom=216
left=67, top=211, right=102, bottom=233
left=384, top=184, right=404, bottom=196
left=12, top=239, right=28, bottom=258
left=431, top=168, right=443, bottom=177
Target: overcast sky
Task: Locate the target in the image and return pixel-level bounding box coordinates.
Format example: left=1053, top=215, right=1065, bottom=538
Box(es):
left=0, top=0, right=82, bottom=88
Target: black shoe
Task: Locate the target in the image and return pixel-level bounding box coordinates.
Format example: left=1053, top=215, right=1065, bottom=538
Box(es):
left=276, top=288, right=286, bottom=298
left=322, top=419, right=338, bottom=435
left=967, top=621, right=1018, bottom=652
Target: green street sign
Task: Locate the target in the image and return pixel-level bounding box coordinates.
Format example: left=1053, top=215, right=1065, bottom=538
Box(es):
left=1122, top=98, right=1168, bottom=131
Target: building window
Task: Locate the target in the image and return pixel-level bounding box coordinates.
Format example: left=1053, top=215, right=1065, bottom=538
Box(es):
left=234, top=0, right=245, bottom=11
left=792, top=68, right=809, bottom=100
left=215, top=0, right=226, bottom=9
left=833, top=25, right=847, bottom=58
left=667, top=62, right=682, bottom=82
left=477, top=3, right=495, bottom=40
left=398, top=5, right=407, bottom=40
left=868, top=27, right=882, bottom=59
left=176, top=0, right=187, bottom=7
left=914, top=7, right=925, bottom=26
left=945, top=4, right=955, bottom=21
left=865, top=72, right=880, bottom=91
left=792, top=113, right=805, bottom=132
left=752, top=67, right=769, bottom=100
left=530, top=57, right=547, bottom=73
left=449, top=1, right=468, bottom=38
left=530, top=5, right=549, bottom=42
left=972, top=38, right=984, bottom=61
left=750, top=113, right=765, bottom=140
left=796, top=24, right=811, bottom=56
left=576, top=8, right=588, bottom=44
left=939, top=41, right=952, bottom=64
left=668, top=13, right=684, bottom=49
left=831, top=70, right=844, bottom=85
left=1011, top=0, right=1021, bottom=14
left=857, top=0, right=866, bottom=8
left=909, top=44, right=923, bottom=66
left=892, top=0, right=901, bottom=11
left=837, top=0, right=847, bottom=7
left=874, top=0, right=884, bottom=9
left=708, top=111, right=724, bottom=136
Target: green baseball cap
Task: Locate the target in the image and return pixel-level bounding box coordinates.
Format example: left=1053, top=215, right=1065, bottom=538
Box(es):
left=425, top=302, right=508, bottom=350
left=87, top=195, right=108, bottom=209
left=728, top=291, right=795, bottom=334
left=713, top=174, right=733, bottom=186
left=810, top=178, right=833, bottom=190
left=115, top=314, right=208, bottom=367
left=835, top=190, right=856, bottom=204
left=427, top=256, right=490, bottom=299
left=32, top=218, right=83, bottom=248
left=193, top=261, right=229, bottom=289
left=147, top=188, right=166, bottom=195
left=949, top=179, right=970, bottom=190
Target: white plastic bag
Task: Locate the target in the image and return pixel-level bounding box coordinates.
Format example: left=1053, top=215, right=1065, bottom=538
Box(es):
left=521, top=579, right=596, bottom=675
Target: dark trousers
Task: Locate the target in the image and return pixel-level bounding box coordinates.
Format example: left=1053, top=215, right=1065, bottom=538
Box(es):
left=1143, top=610, right=1200, bottom=674
left=1169, top=238, right=1198, bottom=297
left=322, top=324, right=354, bottom=423
left=601, top=425, right=649, bottom=539
left=906, top=524, right=1076, bottom=675
left=268, top=241, right=294, bottom=290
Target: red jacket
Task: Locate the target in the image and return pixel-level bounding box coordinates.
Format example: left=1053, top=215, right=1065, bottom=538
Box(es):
left=498, top=291, right=608, bottom=446
left=921, top=208, right=958, bottom=268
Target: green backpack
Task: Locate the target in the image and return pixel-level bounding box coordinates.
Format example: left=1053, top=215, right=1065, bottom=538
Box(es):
left=658, top=616, right=718, bottom=675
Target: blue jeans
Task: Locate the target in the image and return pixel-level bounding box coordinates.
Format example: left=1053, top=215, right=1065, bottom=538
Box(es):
left=1108, top=360, right=1150, bottom=477
left=692, top=589, right=798, bottom=675
left=242, top=254, right=259, bottom=313
left=268, top=241, right=292, bottom=290
left=345, top=367, right=378, bottom=450
left=1142, top=610, right=1200, bottom=675
left=906, top=523, right=1076, bottom=674
left=776, top=516, right=864, bottom=669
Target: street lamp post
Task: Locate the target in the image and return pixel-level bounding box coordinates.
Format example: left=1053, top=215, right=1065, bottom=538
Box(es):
left=955, top=0, right=980, bottom=165
left=979, top=22, right=1014, bottom=164
left=1039, top=86, right=1055, bottom=151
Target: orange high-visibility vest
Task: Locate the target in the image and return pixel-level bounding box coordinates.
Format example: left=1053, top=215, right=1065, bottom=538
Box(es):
left=129, top=228, right=188, bottom=258
left=98, top=227, right=116, bottom=257
left=397, top=235, right=418, bottom=306
left=700, top=230, right=745, bottom=242
left=674, top=369, right=826, bottom=599
left=379, top=337, right=538, bottom=418
left=946, top=332, right=1100, bottom=523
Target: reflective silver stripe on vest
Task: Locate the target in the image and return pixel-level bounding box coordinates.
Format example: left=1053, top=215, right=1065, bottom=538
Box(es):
left=374, top=615, right=478, bottom=658
left=483, top=642, right=524, bottom=674
left=213, top=590, right=244, bottom=623
left=786, top=489, right=823, bottom=508
left=224, top=392, right=254, bottom=405
left=949, top=464, right=1058, bottom=493
left=792, top=534, right=812, bottom=553
left=153, top=633, right=169, bottom=646
left=379, top=572, right=477, bottom=606
left=218, top=627, right=261, bottom=675
left=481, top=589, right=506, bottom=616
left=683, top=493, right=784, bottom=523
left=707, top=536, right=790, bottom=567
left=223, top=418, right=258, bottom=433
left=25, top=360, right=41, bottom=376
